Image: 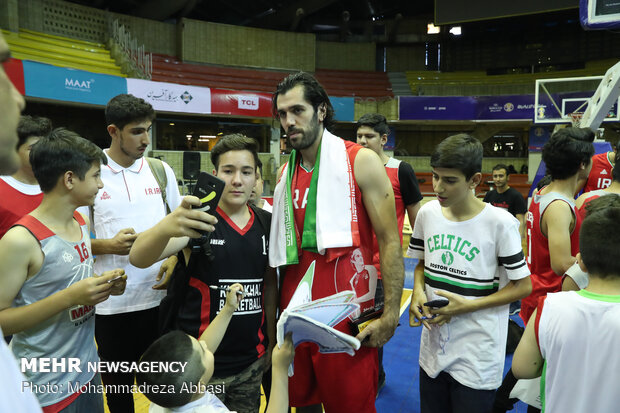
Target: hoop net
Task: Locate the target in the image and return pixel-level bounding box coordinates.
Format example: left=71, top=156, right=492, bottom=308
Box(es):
left=569, top=112, right=584, bottom=127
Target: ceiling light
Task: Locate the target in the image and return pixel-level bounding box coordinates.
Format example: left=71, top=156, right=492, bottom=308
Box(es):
left=427, top=23, right=440, bottom=34
left=449, top=26, right=461, bottom=35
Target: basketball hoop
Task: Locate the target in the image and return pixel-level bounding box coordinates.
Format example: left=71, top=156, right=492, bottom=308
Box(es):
left=569, top=112, right=583, bottom=127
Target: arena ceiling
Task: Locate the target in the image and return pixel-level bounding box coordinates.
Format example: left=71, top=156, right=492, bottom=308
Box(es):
left=65, top=0, right=435, bottom=35
left=66, top=0, right=581, bottom=45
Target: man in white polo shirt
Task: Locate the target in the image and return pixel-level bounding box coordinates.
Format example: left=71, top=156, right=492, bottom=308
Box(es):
left=88, top=94, right=182, bottom=413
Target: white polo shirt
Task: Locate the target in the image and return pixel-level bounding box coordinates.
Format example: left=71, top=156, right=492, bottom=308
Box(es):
left=90, top=151, right=182, bottom=315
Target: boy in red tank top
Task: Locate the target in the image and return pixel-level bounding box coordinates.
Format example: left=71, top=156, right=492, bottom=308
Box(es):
left=494, top=127, right=594, bottom=413
left=0, top=116, right=51, bottom=239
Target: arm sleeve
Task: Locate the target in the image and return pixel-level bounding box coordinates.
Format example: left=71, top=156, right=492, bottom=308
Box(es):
left=407, top=206, right=425, bottom=258
left=496, top=213, right=530, bottom=280
left=513, top=190, right=527, bottom=215
left=398, top=162, right=423, bottom=205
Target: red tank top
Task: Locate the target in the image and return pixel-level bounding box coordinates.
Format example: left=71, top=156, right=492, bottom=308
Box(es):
left=0, top=178, right=43, bottom=239
left=521, top=190, right=581, bottom=323
left=583, top=152, right=613, bottom=193
left=370, top=159, right=407, bottom=276
left=281, top=141, right=377, bottom=324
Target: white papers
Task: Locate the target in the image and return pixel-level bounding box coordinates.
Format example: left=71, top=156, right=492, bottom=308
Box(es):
left=277, top=261, right=361, bottom=376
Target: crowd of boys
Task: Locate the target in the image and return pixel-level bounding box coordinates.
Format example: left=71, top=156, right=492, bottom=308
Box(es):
left=1, top=29, right=620, bottom=413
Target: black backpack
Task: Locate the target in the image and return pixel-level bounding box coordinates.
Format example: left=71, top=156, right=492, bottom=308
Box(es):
left=158, top=204, right=271, bottom=336
left=505, top=318, right=524, bottom=354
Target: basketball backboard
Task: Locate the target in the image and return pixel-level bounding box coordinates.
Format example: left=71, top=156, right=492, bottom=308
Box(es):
left=534, top=60, right=620, bottom=129
left=580, top=0, right=620, bottom=30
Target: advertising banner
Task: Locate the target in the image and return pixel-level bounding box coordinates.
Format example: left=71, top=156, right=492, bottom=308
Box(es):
left=5, top=58, right=25, bottom=95
left=23, top=61, right=126, bottom=105
left=528, top=126, right=551, bottom=151
left=127, top=79, right=211, bottom=114
left=330, top=96, right=355, bottom=122
left=210, top=89, right=272, bottom=118
left=476, top=95, right=535, bottom=120
left=399, top=96, right=477, bottom=120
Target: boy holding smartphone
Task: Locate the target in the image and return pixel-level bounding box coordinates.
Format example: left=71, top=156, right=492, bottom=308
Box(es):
left=130, top=134, right=278, bottom=413
left=408, top=134, right=531, bottom=413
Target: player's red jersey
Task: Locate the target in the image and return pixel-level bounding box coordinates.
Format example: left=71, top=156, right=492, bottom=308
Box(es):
left=370, top=158, right=422, bottom=275
left=0, top=178, right=43, bottom=239
left=281, top=141, right=377, bottom=322
left=521, top=190, right=581, bottom=323
left=583, top=152, right=614, bottom=193
left=577, top=190, right=608, bottom=220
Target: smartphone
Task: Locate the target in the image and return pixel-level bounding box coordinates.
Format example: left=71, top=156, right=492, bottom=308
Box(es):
left=108, top=275, right=124, bottom=283
left=423, top=298, right=449, bottom=308
left=192, top=172, right=225, bottom=214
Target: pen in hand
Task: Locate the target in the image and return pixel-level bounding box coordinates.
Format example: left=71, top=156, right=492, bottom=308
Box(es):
left=209, top=285, right=245, bottom=296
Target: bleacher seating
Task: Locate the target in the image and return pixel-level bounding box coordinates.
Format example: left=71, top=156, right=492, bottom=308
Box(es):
left=152, top=54, right=394, bottom=98
left=3, top=29, right=123, bottom=77
left=406, top=60, right=616, bottom=96
left=315, top=69, right=393, bottom=98
left=416, top=172, right=530, bottom=200
left=151, top=53, right=289, bottom=92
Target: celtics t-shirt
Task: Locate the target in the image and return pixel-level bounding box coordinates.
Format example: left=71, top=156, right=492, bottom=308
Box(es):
left=408, top=201, right=529, bottom=390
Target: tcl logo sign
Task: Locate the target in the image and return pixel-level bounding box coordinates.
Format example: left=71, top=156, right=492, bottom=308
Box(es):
left=238, top=96, right=259, bottom=110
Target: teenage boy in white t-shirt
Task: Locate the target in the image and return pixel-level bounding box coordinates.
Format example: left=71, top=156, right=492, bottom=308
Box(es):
left=513, top=204, right=620, bottom=413
left=408, top=133, right=532, bottom=413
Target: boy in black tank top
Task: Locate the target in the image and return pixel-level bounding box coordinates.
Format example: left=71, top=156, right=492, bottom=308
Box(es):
left=129, top=134, right=277, bottom=413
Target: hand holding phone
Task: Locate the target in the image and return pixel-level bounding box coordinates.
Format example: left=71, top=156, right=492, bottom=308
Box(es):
left=193, top=172, right=225, bottom=214
left=423, top=298, right=449, bottom=308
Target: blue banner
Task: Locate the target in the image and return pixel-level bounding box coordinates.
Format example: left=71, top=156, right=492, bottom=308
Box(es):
left=330, top=96, right=354, bottom=121
left=528, top=126, right=551, bottom=152
left=384, top=127, right=396, bottom=151
left=23, top=61, right=127, bottom=105
left=399, top=96, right=477, bottom=120
left=476, top=95, right=536, bottom=120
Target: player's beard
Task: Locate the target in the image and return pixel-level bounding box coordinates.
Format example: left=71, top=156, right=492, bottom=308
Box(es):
left=288, top=111, right=321, bottom=151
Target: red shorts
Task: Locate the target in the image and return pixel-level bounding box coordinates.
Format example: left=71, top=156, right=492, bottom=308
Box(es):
left=289, top=342, right=378, bottom=412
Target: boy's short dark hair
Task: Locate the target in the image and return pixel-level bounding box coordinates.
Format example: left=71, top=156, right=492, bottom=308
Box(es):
left=580, top=200, right=620, bottom=278
left=17, top=116, right=52, bottom=148
left=105, top=94, right=155, bottom=130
left=542, top=127, right=594, bottom=180
left=210, top=134, right=259, bottom=171
left=536, top=175, right=552, bottom=191
left=357, top=113, right=390, bottom=136
left=584, top=193, right=620, bottom=217
left=492, top=163, right=509, bottom=175
left=612, top=154, right=620, bottom=182
left=136, top=331, right=205, bottom=408
left=273, top=72, right=335, bottom=130
left=430, top=134, right=483, bottom=180
left=256, top=158, right=263, bottom=176
left=30, top=128, right=106, bottom=193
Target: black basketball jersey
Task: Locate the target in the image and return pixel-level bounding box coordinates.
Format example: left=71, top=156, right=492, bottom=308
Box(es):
left=177, top=205, right=270, bottom=377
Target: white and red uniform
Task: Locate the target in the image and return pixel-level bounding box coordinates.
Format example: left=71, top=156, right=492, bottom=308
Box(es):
left=280, top=140, right=378, bottom=413
left=583, top=152, right=613, bottom=193
left=369, top=158, right=422, bottom=275
left=521, top=190, right=581, bottom=323
left=0, top=176, right=42, bottom=239
left=535, top=290, right=620, bottom=413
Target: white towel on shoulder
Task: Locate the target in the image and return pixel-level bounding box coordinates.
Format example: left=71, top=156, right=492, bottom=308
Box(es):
left=269, top=129, right=357, bottom=267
